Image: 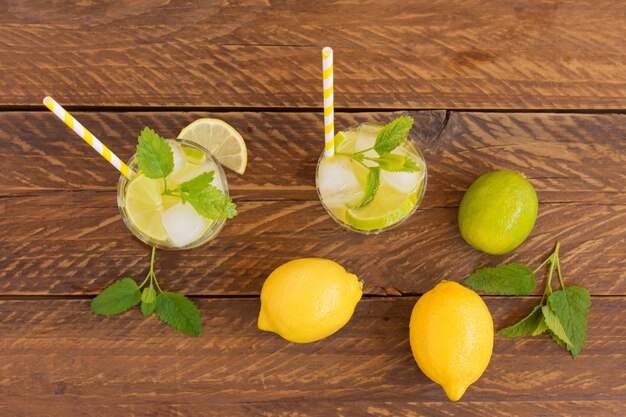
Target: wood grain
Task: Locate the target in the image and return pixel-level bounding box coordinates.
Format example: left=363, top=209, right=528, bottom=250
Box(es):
left=0, top=297, right=624, bottom=416
left=1, top=110, right=624, bottom=296
left=0, top=194, right=624, bottom=297
left=1, top=111, right=624, bottom=206
left=1, top=1, right=624, bottom=108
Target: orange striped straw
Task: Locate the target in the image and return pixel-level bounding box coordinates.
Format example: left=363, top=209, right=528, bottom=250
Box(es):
left=43, top=96, right=132, bottom=178
left=322, top=47, right=334, bottom=158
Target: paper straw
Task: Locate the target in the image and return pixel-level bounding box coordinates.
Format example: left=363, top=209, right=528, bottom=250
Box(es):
left=43, top=96, right=132, bottom=178
left=322, top=47, right=334, bottom=158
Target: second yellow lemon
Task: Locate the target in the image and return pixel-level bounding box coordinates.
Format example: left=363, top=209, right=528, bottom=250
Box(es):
left=409, top=281, right=493, bottom=401
left=258, top=258, right=362, bottom=343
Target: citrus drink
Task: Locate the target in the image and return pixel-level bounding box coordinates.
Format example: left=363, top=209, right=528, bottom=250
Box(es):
left=316, top=123, right=427, bottom=233
left=118, top=139, right=229, bottom=249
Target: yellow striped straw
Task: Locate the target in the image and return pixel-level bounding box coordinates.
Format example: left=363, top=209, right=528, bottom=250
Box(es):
left=322, top=47, right=334, bottom=158
left=43, top=96, right=132, bottom=179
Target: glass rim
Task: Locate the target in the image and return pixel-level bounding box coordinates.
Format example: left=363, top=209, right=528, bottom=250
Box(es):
left=315, top=122, right=428, bottom=235
left=117, top=138, right=229, bottom=250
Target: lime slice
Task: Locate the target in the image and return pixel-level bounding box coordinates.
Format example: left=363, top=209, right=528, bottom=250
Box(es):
left=333, top=132, right=347, bottom=152
left=178, top=118, right=247, bottom=174
left=124, top=174, right=167, bottom=242
left=181, top=146, right=206, bottom=165
left=346, top=186, right=417, bottom=231
left=334, top=130, right=358, bottom=153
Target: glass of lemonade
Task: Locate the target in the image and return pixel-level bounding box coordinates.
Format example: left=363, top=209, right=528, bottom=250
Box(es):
left=316, top=122, right=427, bottom=234
left=118, top=138, right=229, bottom=249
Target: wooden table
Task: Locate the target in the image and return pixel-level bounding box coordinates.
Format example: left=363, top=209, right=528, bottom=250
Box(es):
left=1, top=1, right=625, bottom=416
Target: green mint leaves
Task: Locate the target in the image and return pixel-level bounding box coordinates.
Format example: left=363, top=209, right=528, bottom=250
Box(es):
left=136, top=128, right=174, bottom=179
left=373, top=153, right=421, bottom=172
left=354, top=167, right=380, bottom=208
left=177, top=172, right=237, bottom=219
left=463, top=263, right=536, bottom=296
left=154, top=292, right=203, bottom=337
left=545, top=287, right=591, bottom=357
left=90, top=277, right=141, bottom=316
left=91, top=247, right=202, bottom=337
left=374, top=116, right=414, bottom=154
left=338, top=116, right=421, bottom=208
left=136, top=127, right=237, bottom=221
left=499, top=305, right=547, bottom=338
left=463, top=241, right=591, bottom=357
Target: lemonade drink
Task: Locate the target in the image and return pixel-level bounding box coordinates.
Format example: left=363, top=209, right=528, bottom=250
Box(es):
left=118, top=139, right=229, bottom=249
left=316, top=123, right=427, bottom=233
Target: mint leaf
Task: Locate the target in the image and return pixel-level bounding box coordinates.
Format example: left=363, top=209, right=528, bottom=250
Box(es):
left=545, top=287, right=591, bottom=357
left=136, top=127, right=174, bottom=179
left=141, top=300, right=156, bottom=317
left=178, top=172, right=237, bottom=219
left=463, top=263, right=536, bottom=296
left=91, top=278, right=141, bottom=316
left=178, top=171, right=215, bottom=194
left=499, top=304, right=547, bottom=338
left=541, top=304, right=573, bottom=347
left=154, top=292, right=202, bottom=336
left=374, top=116, right=414, bottom=154
left=354, top=167, right=380, bottom=208
left=374, top=154, right=422, bottom=173
left=374, top=153, right=405, bottom=171
left=548, top=329, right=569, bottom=349
left=401, top=157, right=422, bottom=172
left=141, top=287, right=156, bottom=304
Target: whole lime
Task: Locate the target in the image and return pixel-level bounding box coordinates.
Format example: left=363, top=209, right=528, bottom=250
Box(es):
left=458, top=170, right=538, bottom=255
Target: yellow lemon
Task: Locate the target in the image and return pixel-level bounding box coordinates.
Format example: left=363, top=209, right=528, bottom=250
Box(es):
left=258, top=258, right=362, bottom=343
left=409, top=281, right=493, bottom=401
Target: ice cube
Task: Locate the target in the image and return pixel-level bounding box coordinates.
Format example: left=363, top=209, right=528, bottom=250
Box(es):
left=380, top=151, right=424, bottom=194
left=162, top=202, right=206, bottom=247
left=381, top=170, right=423, bottom=194
left=318, top=158, right=363, bottom=208
left=167, top=141, right=186, bottom=176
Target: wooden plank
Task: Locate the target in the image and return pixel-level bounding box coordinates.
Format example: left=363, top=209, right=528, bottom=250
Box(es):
left=0, top=195, right=624, bottom=296
left=1, top=111, right=624, bottom=207
left=1, top=110, right=624, bottom=296
left=0, top=297, right=624, bottom=416
left=0, top=111, right=445, bottom=201
left=5, top=399, right=625, bottom=417
left=1, top=1, right=624, bottom=108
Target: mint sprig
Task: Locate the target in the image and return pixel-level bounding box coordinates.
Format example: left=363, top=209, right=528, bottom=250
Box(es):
left=335, top=116, right=421, bottom=208
left=136, top=127, right=237, bottom=221
left=91, top=247, right=202, bottom=337
left=463, top=241, right=591, bottom=357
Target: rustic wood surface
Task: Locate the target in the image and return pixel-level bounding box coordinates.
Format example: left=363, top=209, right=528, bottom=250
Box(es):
left=1, top=1, right=625, bottom=416
left=1, top=297, right=625, bottom=416
left=1, top=0, right=625, bottom=109
left=1, top=111, right=624, bottom=296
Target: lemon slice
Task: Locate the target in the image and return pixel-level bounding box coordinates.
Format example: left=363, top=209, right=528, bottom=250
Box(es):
left=346, top=186, right=418, bottom=231
left=178, top=118, right=247, bottom=174
left=124, top=175, right=167, bottom=242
